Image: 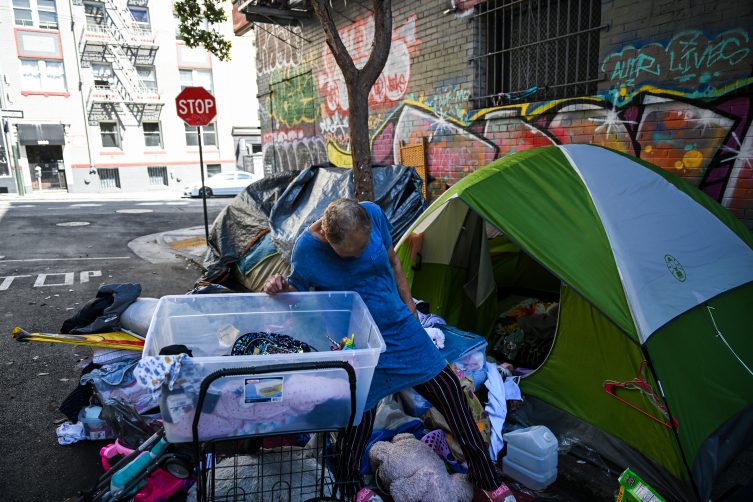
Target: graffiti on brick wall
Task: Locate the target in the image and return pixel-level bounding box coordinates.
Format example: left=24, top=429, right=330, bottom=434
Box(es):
left=260, top=92, right=326, bottom=174
left=269, top=71, right=317, bottom=129
left=261, top=130, right=328, bottom=174
left=257, top=25, right=304, bottom=76
left=368, top=85, right=753, bottom=218
left=602, top=29, right=753, bottom=105
left=317, top=13, right=420, bottom=148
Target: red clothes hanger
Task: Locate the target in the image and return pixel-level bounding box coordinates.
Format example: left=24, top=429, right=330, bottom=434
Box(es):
left=603, top=360, right=679, bottom=430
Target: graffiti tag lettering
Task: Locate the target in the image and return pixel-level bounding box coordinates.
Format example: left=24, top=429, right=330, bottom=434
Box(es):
left=602, top=29, right=752, bottom=98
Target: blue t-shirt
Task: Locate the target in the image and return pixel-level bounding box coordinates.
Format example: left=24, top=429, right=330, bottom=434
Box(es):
left=288, top=202, right=446, bottom=411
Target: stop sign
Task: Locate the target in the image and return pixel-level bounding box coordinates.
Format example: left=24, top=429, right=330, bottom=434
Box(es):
left=176, top=86, right=217, bottom=126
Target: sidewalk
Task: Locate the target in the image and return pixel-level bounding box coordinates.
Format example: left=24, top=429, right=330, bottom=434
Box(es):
left=129, top=225, right=209, bottom=267
left=0, top=189, right=187, bottom=202
left=161, top=226, right=209, bottom=264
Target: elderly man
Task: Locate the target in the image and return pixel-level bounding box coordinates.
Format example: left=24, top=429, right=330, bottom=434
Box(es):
left=264, top=198, right=514, bottom=502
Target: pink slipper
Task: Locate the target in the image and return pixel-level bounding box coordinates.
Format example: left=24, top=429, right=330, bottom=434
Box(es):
left=473, top=482, right=517, bottom=502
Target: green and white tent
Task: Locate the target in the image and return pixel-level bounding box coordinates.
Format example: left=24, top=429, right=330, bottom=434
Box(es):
left=395, top=145, right=753, bottom=501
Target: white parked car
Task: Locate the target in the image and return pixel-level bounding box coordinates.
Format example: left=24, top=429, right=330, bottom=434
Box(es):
left=183, top=171, right=254, bottom=197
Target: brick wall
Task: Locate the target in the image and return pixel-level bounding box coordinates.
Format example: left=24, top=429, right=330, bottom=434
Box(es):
left=255, top=0, right=753, bottom=229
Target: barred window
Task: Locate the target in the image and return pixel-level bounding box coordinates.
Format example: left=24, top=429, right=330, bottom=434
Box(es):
left=98, top=167, right=121, bottom=189
left=148, top=166, right=168, bottom=186
left=474, top=0, right=602, bottom=107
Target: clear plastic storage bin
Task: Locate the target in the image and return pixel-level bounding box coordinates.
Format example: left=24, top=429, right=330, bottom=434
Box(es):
left=142, top=292, right=385, bottom=443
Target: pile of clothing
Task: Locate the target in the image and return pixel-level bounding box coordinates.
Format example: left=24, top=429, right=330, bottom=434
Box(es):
left=489, top=298, right=559, bottom=371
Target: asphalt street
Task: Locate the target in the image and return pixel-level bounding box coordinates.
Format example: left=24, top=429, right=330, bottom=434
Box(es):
left=0, top=195, right=228, bottom=501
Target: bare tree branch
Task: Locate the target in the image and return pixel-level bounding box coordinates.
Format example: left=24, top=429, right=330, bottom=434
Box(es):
left=360, top=0, right=392, bottom=89
left=311, top=0, right=357, bottom=83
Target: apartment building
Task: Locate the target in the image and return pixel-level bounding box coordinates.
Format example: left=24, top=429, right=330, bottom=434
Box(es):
left=0, top=0, right=261, bottom=194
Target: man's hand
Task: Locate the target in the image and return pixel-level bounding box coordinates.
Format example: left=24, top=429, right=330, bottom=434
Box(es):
left=263, top=274, right=289, bottom=295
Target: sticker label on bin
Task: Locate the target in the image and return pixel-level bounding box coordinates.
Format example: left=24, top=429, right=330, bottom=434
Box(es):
left=244, top=377, right=284, bottom=403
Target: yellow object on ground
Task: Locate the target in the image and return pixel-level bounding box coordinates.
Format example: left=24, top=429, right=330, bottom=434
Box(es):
left=11, top=326, right=145, bottom=350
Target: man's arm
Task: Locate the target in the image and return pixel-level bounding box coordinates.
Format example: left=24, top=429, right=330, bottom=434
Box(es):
left=262, top=274, right=298, bottom=295
left=388, top=246, right=418, bottom=319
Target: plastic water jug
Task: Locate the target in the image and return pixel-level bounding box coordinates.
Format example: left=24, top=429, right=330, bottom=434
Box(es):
left=502, top=425, right=558, bottom=490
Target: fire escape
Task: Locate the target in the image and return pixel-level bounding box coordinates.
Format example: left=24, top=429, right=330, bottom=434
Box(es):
left=78, top=0, right=162, bottom=125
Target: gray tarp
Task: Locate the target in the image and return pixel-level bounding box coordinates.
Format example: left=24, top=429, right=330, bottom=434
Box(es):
left=201, top=164, right=426, bottom=288
left=269, top=165, right=427, bottom=261
left=201, top=171, right=300, bottom=284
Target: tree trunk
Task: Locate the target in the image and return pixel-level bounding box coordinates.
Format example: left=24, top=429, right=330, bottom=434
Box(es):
left=312, top=0, right=392, bottom=202
left=348, top=83, right=373, bottom=200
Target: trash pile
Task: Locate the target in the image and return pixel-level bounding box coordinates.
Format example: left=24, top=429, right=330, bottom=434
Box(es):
left=12, top=282, right=598, bottom=502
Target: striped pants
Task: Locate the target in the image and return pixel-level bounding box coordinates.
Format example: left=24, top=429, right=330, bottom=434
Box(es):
left=334, top=365, right=501, bottom=496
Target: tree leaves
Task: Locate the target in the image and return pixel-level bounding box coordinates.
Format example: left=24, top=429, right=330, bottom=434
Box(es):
left=174, top=0, right=232, bottom=61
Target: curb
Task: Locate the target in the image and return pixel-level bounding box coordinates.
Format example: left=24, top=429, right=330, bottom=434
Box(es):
left=158, top=230, right=207, bottom=268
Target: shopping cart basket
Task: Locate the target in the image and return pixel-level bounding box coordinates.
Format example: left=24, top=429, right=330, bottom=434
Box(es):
left=192, top=361, right=357, bottom=502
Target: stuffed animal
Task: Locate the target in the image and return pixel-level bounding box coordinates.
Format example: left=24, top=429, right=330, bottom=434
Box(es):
left=369, top=433, right=474, bottom=502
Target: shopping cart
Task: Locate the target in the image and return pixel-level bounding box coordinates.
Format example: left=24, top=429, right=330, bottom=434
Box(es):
left=191, top=361, right=358, bottom=502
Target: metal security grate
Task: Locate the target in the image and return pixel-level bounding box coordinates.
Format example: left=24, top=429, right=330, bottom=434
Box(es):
left=99, top=168, right=121, bottom=189
left=148, top=166, right=168, bottom=186
left=473, top=0, right=603, bottom=107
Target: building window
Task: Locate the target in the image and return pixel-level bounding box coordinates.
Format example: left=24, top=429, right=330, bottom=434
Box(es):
left=148, top=166, right=168, bottom=186
left=37, top=0, right=57, bottom=29
left=99, top=121, right=120, bottom=148
left=174, top=13, right=208, bottom=39
left=142, top=122, right=162, bottom=148
left=20, top=59, right=66, bottom=92
left=13, top=0, right=58, bottom=28
left=136, top=65, right=157, bottom=91
left=474, top=0, right=601, bottom=106
left=179, top=69, right=213, bottom=93
left=91, top=63, right=114, bottom=88
left=128, top=6, right=150, bottom=30
left=99, top=167, right=121, bottom=189
left=13, top=0, right=33, bottom=26
left=84, top=1, right=105, bottom=29
left=185, top=123, right=216, bottom=146
left=206, top=164, right=221, bottom=176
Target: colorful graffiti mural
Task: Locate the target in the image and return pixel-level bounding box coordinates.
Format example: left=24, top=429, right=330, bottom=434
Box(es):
left=601, top=29, right=753, bottom=105
left=258, top=24, right=753, bottom=227
left=269, top=71, right=317, bottom=129
left=367, top=85, right=753, bottom=223
left=316, top=13, right=421, bottom=149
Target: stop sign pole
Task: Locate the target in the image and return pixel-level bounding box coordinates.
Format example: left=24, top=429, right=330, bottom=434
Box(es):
left=176, top=86, right=217, bottom=244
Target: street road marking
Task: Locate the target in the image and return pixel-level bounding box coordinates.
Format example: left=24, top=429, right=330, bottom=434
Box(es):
left=70, top=203, right=102, bottom=207
left=13, top=204, right=35, bottom=208
left=166, top=202, right=189, bottom=205
left=136, top=202, right=165, bottom=206
left=0, top=275, right=30, bottom=291
left=57, top=221, right=91, bottom=227
left=0, top=256, right=130, bottom=263
left=1, top=270, right=103, bottom=291
left=34, top=272, right=75, bottom=287
left=80, top=270, right=102, bottom=283
left=116, top=209, right=154, bottom=214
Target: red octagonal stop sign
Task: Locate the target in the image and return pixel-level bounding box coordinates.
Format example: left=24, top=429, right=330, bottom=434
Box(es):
left=176, top=86, right=217, bottom=126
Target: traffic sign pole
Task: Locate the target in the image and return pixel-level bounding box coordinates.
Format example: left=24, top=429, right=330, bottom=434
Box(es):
left=197, top=125, right=209, bottom=244
left=175, top=86, right=217, bottom=248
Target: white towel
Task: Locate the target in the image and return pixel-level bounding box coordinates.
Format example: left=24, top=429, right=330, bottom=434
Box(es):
left=484, top=362, right=507, bottom=461
left=56, top=421, right=86, bottom=445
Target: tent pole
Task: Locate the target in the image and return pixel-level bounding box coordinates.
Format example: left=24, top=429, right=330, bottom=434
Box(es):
left=642, top=350, right=702, bottom=502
